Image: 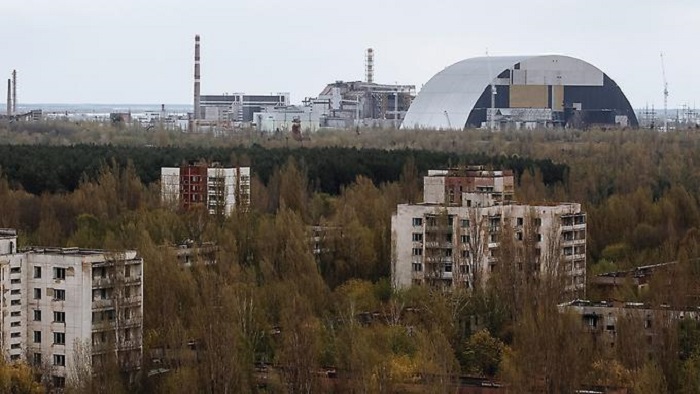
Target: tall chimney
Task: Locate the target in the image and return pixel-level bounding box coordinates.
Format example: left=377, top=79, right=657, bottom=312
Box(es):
left=11, top=70, right=16, bottom=114
left=6, top=79, right=11, bottom=116
left=194, top=35, right=201, bottom=120
left=365, top=48, right=374, bottom=84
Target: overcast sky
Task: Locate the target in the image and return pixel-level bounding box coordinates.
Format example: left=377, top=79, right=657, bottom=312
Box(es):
left=1, top=0, right=697, bottom=109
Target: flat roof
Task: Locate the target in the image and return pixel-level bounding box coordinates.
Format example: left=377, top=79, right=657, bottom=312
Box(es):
left=0, top=228, right=17, bottom=237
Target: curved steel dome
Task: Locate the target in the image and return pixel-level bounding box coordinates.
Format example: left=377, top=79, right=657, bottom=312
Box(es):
left=401, top=55, right=638, bottom=130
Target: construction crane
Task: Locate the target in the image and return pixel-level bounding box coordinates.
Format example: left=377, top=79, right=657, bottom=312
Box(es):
left=661, top=52, right=669, bottom=132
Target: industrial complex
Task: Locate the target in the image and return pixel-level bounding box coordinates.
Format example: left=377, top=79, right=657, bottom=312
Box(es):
left=189, top=36, right=415, bottom=133
left=7, top=35, right=700, bottom=131
left=402, top=55, right=639, bottom=130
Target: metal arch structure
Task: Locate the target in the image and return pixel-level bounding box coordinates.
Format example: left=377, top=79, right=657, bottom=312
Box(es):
left=401, top=54, right=638, bottom=130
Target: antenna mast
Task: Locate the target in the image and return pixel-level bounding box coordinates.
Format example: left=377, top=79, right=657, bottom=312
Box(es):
left=660, top=52, right=669, bottom=132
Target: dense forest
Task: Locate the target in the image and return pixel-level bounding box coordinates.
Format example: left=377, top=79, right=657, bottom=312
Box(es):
left=0, top=144, right=566, bottom=195
left=2, top=121, right=700, bottom=392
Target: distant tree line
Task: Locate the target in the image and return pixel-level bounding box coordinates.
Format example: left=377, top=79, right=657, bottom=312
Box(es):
left=0, top=144, right=567, bottom=195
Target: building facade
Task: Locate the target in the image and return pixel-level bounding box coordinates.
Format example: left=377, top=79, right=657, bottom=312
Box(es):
left=199, top=93, right=290, bottom=123
left=391, top=170, right=586, bottom=295
left=560, top=299, right=700, bottom=350
left=0, top=229, right=143, bottom=388
left=161, top=164, right=251, bottom=216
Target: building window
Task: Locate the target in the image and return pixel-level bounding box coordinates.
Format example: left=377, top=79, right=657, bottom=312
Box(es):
left=10, top=267, right=21, bottom=274
left=10, top=278, right=20, bottom=284
left=54, top=289, right=66, bottom=301
left=533, top=218, right=542, bottom=227
left=412, top=233, right=423, bottom=242
left=53, top=355, right=65, bottom=367
left=34, top=310, right=41, bottom=321
left=460, top=219, right=469, bottom=228
left=412, top=218, right=423, bottom=227
left=33, top=353, right=42, bottom=366
left=412, top=263, right=422, bottom=272
left=461, top=235, right=470, bottom=243
left=34, top=288, right=42, bottom=300
left=537, top=233, right=543, bottom=242
left=10, top=311, right=20, bottom=317
left=10, top=332, right=21, bottom=338
left=93, top=267, right=106, bottom=278
left=10, top=343, right=21, bottom=349
left=34, top=331, right=41, bottom=343
left=9, top=355, right=20, bottom=361
left=53, top=332, right=65, bottom=345
left=10, top=299, right=20, bottom=306
left=412, top=248, right=423, bottom=256
left=444, top=263, right=452, bottom=273
left=10, top=289, right=20, bottom=295
left=490, top=234, right=498, bottom=243
left=516, top=217, right=524, bottom=226
left=10, top=321, right=20, bottom=327
left=462, top=250, right=470, bottom=258
left=52, top=376, right=65, bottom=388
left=516, top=232, right=523, bottom=241
left=34, top=266, right=41, bottom=278
left=54, top=267, right=66, bottom=280
left=124, top=265, right=131, bottom=277
left=54, top=311, right=66, bottom=323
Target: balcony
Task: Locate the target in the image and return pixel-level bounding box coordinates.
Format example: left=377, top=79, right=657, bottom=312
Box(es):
left=92, top=299, right=113, bottom=309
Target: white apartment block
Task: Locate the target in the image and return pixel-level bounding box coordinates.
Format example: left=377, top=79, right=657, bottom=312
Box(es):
left=161, top=164, right=251, bottom=216
left=0, top=229, right=143, bottom=389
left=392, top=169, right=586, bottom=295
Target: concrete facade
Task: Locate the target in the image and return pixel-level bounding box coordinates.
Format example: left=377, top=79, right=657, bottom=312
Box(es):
left=560, top=299, right=700, bottom=349
left=392, top=171, right=586, bottom=294
left=0, top=229, right=143, bottom=388
left=161, top=164, right=251, bottom=216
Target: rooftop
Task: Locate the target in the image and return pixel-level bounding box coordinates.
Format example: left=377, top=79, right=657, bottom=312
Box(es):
left=0, top=228, right=17, bottom=237
left=559, top=299, right=700, bottom=313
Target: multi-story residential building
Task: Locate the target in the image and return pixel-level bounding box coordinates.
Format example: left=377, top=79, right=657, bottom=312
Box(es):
left=391, top=168, right=586, bottom=295
left=0, top=229, right=143, bottom=389
left=559, top=299, right=700, bottom=350
left=161, top=163, right=251, bottom=216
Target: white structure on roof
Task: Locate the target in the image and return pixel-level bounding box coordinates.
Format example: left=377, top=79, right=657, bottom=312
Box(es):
left=0, top=229, right=143, bottom=388
left=401, top=55, right=637, bottom=130
left=391, top=171, right=586, bottom=295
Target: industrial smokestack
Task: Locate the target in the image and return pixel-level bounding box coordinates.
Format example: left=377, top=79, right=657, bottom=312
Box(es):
left=6, top=79, right=10, bottom=116
left=365, top=48, right=374, bottom=84
left=11, top=70, right=16, bottom=114
left=194, top=35, right=201, bottom=120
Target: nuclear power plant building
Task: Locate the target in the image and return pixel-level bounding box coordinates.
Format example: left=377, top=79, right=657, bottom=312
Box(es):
left=402, top=55, right=638, bottom=130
